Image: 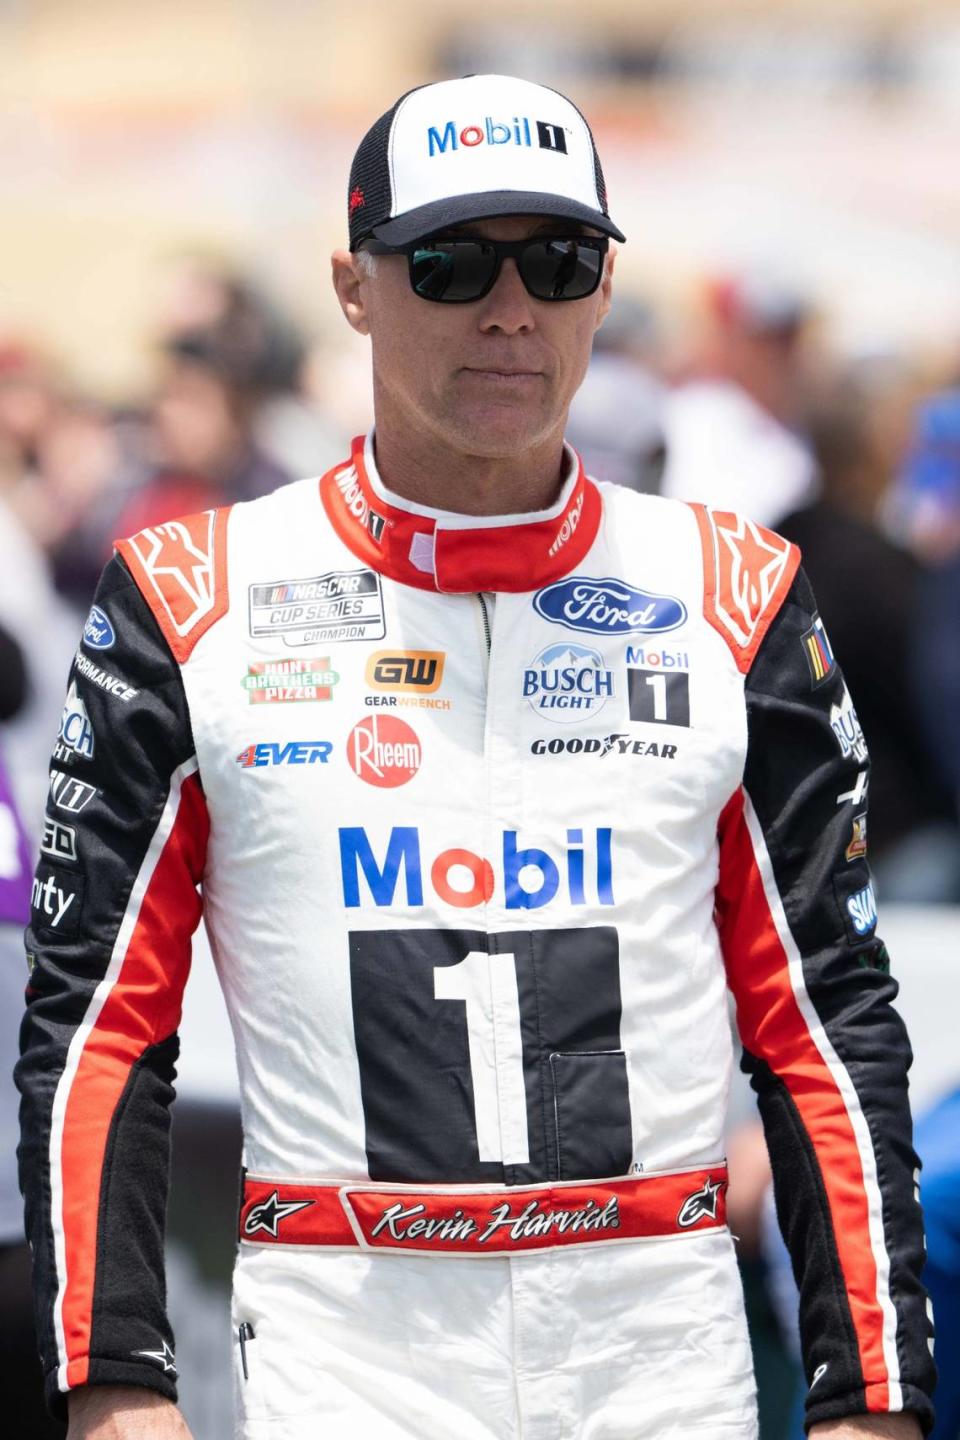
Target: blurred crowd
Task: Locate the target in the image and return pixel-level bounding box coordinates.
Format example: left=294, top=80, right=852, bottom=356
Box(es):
left=2, top=254, right=960, bottom=1438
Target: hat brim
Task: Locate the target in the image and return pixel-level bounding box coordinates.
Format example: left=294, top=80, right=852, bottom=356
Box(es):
left=362, top=190, right=626, bottom=247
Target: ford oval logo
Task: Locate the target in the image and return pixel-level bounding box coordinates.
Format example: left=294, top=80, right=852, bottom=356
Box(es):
left=82, top=604, right=116, bottom=651
left=533, top=576, right=687, bottom=636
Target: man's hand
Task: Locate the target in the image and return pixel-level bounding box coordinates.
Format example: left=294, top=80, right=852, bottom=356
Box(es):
left=809, top=1415, right=923, bottom=1439
left=67, top=1386, right=194, bottom=1439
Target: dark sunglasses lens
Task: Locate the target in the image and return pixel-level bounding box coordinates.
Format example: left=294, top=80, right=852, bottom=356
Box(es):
left=520, top=239, right=603, bottom=300
left=409, top=242, right=498, bottom=302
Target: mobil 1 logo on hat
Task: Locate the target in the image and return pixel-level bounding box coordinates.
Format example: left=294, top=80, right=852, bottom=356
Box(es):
left=393, top=75, right=604, bottom=217
left=428, top=116, right=568, bottom=156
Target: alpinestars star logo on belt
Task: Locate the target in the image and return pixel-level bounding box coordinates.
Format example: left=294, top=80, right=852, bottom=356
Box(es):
left=244, top=1189, right=314, bottom=1238
left=677, top=1174, right=725, bottom=1228
left=133, top=1340, right=178, bottom=1375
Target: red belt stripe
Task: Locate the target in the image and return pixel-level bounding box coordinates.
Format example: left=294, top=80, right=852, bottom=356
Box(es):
left=239, top=1165, right=728, bottom=1257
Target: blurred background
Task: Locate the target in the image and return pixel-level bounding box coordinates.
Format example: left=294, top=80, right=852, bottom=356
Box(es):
left=1, top=1, right=958, bottom=1436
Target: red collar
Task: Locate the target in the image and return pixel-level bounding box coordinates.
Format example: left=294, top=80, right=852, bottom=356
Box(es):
left=319, top=433, right=602, bottom=594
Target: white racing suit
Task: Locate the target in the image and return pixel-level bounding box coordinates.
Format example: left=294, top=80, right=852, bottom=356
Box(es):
left=17, top=435, right=935, bottom=1436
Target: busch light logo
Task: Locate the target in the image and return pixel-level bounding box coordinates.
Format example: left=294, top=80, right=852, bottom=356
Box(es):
left=427, top=116, right=567, bottom=158
left=830, top=685, right=868, bottom=765
left=82, top=605, right=115, bottom=650
left=57, top=683, right=94, bottom=760
left=847, top=882, right=878, bottom=937
left=522, top=644, right=613, bottom=724
left=533, top=577, right=687, bottom=637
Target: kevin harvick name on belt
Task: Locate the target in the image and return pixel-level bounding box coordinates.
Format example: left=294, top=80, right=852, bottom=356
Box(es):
left=369, top=1193, right=621, bottom=1247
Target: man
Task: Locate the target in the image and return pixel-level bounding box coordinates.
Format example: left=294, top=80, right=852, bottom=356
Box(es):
left=17, top=73, right=934, bottom=1440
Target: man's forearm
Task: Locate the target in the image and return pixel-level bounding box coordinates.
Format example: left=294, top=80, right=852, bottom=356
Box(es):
left=67, top=1387, right=193, bottom=1439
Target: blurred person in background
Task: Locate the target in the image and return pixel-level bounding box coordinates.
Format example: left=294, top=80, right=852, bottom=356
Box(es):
left=51, top=307, right=295, bottom=607
left=0, top=623, right=65, bottom=1436
left=16, top=70, right=934, bottom=1440
left=777, top=383, right=960, bottom=902
left=661, top=269, right=819, bottom=527
left=154, top=256, right=347, bottom=483
left=888, top=388, right=960, bottom=566
left=0, top=344, right=86, bottom=823
left=893, top=386, right=960, bottom=834
left=566, top=292, right=666, bottom=493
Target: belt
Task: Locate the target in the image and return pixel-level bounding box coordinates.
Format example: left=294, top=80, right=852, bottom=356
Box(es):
left=239, top=1163, right=728, bottom=1257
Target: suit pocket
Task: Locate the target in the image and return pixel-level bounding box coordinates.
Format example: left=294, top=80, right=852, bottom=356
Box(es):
left=549, top=1049, right=633, bottom=1181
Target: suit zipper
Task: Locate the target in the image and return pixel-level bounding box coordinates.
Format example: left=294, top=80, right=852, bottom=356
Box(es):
left=477, top=593, right=492, bottom=677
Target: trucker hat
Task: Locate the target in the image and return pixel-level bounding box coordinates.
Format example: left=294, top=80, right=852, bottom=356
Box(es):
left=347, top=73, right=626, bottom=250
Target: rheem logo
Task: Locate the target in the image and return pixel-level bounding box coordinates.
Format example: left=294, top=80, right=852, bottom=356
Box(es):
left=347, top=715, right=422, bottom=788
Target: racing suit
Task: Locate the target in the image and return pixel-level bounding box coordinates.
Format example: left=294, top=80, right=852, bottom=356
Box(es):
left=17, top=435, right=935, bottom=1437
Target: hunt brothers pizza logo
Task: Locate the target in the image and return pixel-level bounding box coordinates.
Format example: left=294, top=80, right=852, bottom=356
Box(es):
left=241, top=657, right=339, bottom=705
left=368, top=1194, right=620, bottom=1248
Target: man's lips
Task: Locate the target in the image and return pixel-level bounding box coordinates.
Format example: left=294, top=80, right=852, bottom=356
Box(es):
left=461, top=367, right=543, bottom=381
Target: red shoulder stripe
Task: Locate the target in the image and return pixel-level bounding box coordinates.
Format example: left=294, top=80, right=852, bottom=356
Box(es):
left=116, top=507, right=231, bottom=664
left=689, top=504, right=800, bottom=674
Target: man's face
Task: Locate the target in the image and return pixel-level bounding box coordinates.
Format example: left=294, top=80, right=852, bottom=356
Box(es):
left=332, top=216, right=614, bottom=461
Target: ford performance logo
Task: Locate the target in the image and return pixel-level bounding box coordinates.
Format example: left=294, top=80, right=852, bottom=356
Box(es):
left=533, top=577, right=687, bottom=637
left=83, top=605, right=115, bottom=650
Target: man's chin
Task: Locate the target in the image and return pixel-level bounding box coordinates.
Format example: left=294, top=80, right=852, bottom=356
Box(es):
left=444, top=408, right=557, bottom=461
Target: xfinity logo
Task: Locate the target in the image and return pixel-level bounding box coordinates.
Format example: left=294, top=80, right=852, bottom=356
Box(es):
left=31, top=865, right=84, bottom=932
left=427, top=117, right=568, bottom=157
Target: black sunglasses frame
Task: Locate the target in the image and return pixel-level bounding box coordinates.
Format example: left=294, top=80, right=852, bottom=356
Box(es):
left=360, top=234, right=610, bottom=304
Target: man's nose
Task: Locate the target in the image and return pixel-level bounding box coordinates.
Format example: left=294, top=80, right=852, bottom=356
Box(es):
left=477, top=258, right=536, bottom=335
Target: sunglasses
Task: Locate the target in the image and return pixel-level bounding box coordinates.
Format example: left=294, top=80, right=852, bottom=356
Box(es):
left=360, top=234, right=609, bottom=304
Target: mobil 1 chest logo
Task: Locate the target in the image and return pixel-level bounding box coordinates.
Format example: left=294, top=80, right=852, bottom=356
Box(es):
left=248, top=568, right=385, bottom=647
left=626, top=646, right=691, bottom=728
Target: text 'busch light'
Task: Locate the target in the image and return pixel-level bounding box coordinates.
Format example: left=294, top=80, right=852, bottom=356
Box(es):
left=533, top=577, right=687, bottom=637
left=340, top=826, right=614, bottom=910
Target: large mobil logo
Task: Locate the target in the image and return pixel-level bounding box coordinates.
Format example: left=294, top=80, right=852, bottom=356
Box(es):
left=427, top=116, right=568, bottom=157
left=533, top=577, right=687, bottom=637
left=340, top=826, right=614, bottom=910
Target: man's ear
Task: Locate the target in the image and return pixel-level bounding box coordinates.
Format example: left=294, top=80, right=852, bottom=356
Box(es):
left=331, top=250, right=371, bottom=337
left=594, top=245, right=617, bottom=333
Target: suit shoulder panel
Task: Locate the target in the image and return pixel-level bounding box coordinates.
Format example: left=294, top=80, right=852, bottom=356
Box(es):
left=115, top=505, right=232, bottom=664
left=687, top=502, right=800, bottom=675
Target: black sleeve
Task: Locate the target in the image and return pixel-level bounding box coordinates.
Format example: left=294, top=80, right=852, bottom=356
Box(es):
left=716, top=567, right=936, bottom=1434
left=15, top=554, right=208, bottom=1417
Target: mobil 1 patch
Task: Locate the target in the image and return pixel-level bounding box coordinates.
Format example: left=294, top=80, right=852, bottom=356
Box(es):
left=628, top=669, right=690, bottom=727
left=248, top=568, right=385, bottom=647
